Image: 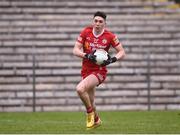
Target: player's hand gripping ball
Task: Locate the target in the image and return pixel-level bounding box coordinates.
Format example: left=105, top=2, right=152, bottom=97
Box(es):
left=94, top=49, right=108, bottom=65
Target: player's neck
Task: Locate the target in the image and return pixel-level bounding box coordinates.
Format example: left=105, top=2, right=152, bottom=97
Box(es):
left=93, top=28, right=104, bottom=38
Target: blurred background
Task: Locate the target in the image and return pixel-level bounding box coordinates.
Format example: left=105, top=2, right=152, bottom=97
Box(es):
left=0, top=0, right=180, bottom=112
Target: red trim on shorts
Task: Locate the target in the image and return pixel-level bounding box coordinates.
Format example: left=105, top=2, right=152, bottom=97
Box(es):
left=92, top=73, right=103, bottom=85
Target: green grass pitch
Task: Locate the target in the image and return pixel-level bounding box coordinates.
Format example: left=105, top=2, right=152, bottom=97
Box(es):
left=0, top=111, right=179, bottom=134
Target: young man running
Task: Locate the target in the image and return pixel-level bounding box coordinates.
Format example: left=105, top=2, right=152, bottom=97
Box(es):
left=73, top=11, right=126, bottom=129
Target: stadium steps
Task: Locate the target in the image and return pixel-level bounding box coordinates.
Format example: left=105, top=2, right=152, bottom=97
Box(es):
left=0, top=0, right=180, bottom=112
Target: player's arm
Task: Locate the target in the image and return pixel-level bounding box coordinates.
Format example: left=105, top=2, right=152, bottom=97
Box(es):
left=73, top=41, right=96, bottom=62
left=114, top=44, right=126, bottom=60
left=73, top=41, right=86, bottom=58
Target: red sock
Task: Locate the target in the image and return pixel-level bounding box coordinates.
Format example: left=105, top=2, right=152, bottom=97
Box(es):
left=95, top=115, right=99, bottom=122
left=87, top=107, right=93, bottom=113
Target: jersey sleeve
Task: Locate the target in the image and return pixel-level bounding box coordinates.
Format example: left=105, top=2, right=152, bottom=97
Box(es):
left=111, top=34, right=121, bottom=48
left=76, top=28, right=87, bottom=44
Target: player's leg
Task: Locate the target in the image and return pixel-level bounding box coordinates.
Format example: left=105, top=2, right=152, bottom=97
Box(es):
left=76, top=74, right=99, bottom=128
left=88, top=87, right=96, bottom=113
left=76, top=74, right=99, bottom=112
left=88, top=87, right=102, bottom=128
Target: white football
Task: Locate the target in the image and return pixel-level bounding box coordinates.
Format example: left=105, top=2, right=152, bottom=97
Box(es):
left=94, top=49, right=108, bottom=65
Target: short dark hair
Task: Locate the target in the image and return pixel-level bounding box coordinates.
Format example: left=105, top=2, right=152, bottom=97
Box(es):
left=94, top=11, right=107, bottom=20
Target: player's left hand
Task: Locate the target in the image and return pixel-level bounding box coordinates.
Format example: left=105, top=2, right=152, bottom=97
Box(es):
left=101, top=55, right=117, bottom=66
left=84, top=50, right=97, bottom=63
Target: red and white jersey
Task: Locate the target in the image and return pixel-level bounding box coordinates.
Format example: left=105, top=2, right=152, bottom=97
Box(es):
left=77, top=26, right=121, bottom=72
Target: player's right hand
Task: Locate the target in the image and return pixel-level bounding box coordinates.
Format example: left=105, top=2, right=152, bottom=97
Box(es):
left=101, top=56, right=117, bottom=66
left=84, top=50, right=97, bottom=63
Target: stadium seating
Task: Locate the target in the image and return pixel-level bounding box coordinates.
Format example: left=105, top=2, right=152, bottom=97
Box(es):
left=0, top=0, right=180, bottom=112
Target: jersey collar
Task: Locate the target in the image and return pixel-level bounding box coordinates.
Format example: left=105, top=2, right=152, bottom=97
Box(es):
left=93, top=28, right=105, bottom=38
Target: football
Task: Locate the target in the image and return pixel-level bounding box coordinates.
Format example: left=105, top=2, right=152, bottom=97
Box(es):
left=94, top=49, right=108, bottom=65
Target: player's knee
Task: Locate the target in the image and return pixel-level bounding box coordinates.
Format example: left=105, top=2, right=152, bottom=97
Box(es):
left=76, top=85, right=85, bottom=95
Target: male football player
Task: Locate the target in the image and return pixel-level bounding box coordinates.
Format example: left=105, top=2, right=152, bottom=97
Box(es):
left=73, top=11, right=125, bottom=129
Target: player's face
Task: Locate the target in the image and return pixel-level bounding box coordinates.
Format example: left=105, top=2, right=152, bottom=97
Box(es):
left=93, top=16, right=105, bottom=32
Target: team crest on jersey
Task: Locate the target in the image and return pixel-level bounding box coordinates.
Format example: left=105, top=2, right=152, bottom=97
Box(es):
left=102, top=39, right=107, bottom=44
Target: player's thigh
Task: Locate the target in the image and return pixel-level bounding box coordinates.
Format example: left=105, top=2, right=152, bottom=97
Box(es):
left=76, top=74, right=99, bottom=93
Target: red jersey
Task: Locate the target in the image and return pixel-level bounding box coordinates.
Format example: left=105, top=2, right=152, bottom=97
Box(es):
left=77, top=26, right=120, bottom=73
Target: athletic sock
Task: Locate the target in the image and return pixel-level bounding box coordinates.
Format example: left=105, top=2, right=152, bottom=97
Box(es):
left=95, top=115, right=99, bottom=122
left=86, top=107, right=93, bottom=113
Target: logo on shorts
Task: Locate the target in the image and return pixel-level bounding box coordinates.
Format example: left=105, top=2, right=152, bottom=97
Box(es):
left=97, top=73, right=104, bottom=82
